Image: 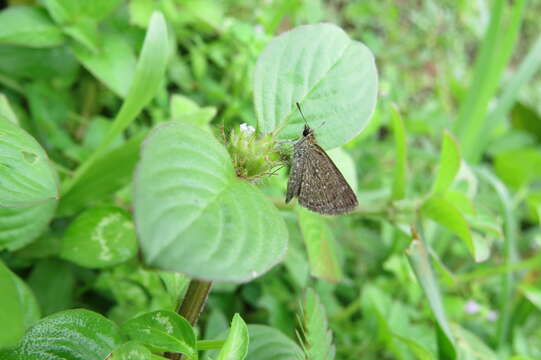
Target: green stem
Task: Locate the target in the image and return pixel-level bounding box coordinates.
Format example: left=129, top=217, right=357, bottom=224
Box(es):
left=165, top=279, right=213, bottom=360
left=196, top=340, right=225, bottom=350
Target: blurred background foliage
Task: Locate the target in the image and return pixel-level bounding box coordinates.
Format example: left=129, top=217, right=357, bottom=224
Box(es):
left=2, top=0, right=541, bottom=359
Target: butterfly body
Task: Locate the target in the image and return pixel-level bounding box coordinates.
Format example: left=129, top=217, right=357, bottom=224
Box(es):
left=286, top=124, right=358, bottom=215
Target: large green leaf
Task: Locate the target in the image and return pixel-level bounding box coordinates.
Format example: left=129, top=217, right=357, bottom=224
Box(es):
left=60, top=206, right=137, bottom=268
left=122, top=310, right=196, bottom=358
left=0, top=6, right=64, bottom=48
left=253, top=23, right=378, bottom=149
left=0, top=261, right=40, bottom=348
left=0, top=116, right=58, bottom=207
left=245, top=325, right=302, bottom=360
left=109, top=341, right=152, bottom=360
left=1, top=309, right=123, bottom=360
left=134, top=122, right=288, bottom=282
left=431, top=131, right=461, bottom=195
left=217, top=314, right=249, bottom=360
left=42, top=0, right=122, bottom=23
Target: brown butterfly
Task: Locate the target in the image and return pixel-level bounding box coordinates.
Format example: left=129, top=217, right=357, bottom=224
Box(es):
left=285, top=103, right=358, bottom=215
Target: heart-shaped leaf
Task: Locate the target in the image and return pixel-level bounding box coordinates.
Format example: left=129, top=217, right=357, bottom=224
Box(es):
left=254, top=23, right=378, bottom=149
left=134, top=122, right=288, bottom=282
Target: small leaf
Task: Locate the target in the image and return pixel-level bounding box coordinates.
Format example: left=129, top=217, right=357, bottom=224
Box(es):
left=246, top=325, right=302, bottom=360
left=390, top=106, right=408, bottom=200
left=109, top=341, right=152, bottom=360
left=254, top=23, right=378, bottom=149
left=134, top=122, right=287, bottom=282
left=432, top=131, right=461, bottom=194
left=297, top=208, right=342, bottom=282
left=72, top=32, right=136, bottom=97
left=0, top=6, right=64, bottom=47
left=217, top=314, right=249, bottom=360
left=122, top=310, right=196, bottom=357
left=0, top=116, right=58, bottom=207
left=299, top=288, right=335, bottom=360
left=60, top=206, right=137, bottom=268
left=0, top=261, right=40, bottom=347
left=3, top=309, right=123, bottom=360
left=407, top=232, right=456, bottom=360
left=421, top=196, right=473, bottom=256
left=170, top=94, right=217, bottom=128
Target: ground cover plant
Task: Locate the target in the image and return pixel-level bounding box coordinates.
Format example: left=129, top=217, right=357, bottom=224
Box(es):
left=1, top=0, right=541, bottom=359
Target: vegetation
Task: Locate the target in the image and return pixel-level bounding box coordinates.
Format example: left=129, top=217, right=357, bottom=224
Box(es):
left=1, top=1, right=541, bottom=359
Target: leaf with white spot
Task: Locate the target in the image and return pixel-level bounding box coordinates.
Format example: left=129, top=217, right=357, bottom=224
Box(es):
left=121, top=310, right=196, bottom=358
left=134, top=122, right=288, bottom=282
left=60, top=206, right=137, bottom=268
left=254, top=23, right=378, bottom=150
left=109, top=341, right=152, bottom=360
left=0, top=309, right=123, bottom=360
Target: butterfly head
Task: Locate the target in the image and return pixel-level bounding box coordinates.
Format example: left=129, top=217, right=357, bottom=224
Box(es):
left=302, top=124, right=313, bottom=137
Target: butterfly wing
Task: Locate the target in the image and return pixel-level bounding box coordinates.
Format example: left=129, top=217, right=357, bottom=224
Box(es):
left=297, top=143, right=358, bottom=215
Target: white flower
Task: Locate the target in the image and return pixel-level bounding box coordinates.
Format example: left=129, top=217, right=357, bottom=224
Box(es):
left=464, top=300, right=480, bottom=314
left=486, top=310, right=498, bottom=322
left=240, top=123, right=255, bottom=136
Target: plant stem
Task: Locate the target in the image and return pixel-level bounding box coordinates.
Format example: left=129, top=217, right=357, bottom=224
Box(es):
left=165, top=279, right=213, bottom=360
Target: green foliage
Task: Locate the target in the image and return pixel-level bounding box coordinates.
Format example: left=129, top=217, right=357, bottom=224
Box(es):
left=1, top=1, right=541, bottom=359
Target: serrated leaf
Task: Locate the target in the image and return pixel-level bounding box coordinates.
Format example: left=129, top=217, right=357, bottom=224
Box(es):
left=432, top=131, right=461, bottom=194
left=253, top=23, right=378, bottom=150
left=390, top=106, right=408, bottom=200
left=297, top=208, right=342, bottom=283
left=3, top=309, right=123, bottom=360
left=217, top=314, right=249, bottom=360
left=300, top=288, right=335, bottom=360
left=122, top=310, right=196, bottom=357
left=60, top=206, right=137, bottom=268
left=109, top=341, right=152, bottom=360
left=0, top=261, right=40, bottom=347
left=0, top=117, right=58, bottom=207
left=134, top=122, right=287, bottom=282
left=407, top=236, right=456, bottom=360
left=0, top=6, right=64, bottom=47
left=246, top=325, right=302, bottom=360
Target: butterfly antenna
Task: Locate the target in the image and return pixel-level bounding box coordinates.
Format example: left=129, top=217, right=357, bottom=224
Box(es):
left=296, top=102, right=309, bottom=127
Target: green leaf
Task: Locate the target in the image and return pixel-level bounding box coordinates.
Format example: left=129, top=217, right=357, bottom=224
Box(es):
left=59, top=130, right=147, bottom=216
left=453, top=324, right=497, bottom=360
left=253, top=23, right=378, bottom=149
left=421, top=196, right=473, bottom=256
left=245, top=325, right=302, bottom=360
left=0, top=261, right=40, bottom=347
left=0, top=116, right=58, bottom=207
left=134, top=122, right=288, bottom=282
left=407, top=234, right=456, bottom=360
left=390, top=106, right=408, bottom=200
left=217, top=314, right=249, bottom=360
left=3, top=309, right=123, bottom=360
left=0, top=6, right=64, bottom=47
left=60, top=206, right=137, bottom=268
left=64, top=17, right=100, bottom=53
left=27, top=259, right=74, bottom=316
left=42, top=0, right=123, bottom=23
left=0, top=94, right=19, bottom=125
left=299, top=288, right=335, bottom=360
left=63, top=11, right=169, bottom=196
left=72, top=32, right=136, bottom=97
left=109, top=341, right=152, bottom=360
left=170, top=94, right=217, bottom=128
left=494, top=147, right=541, bottom=189
left=297, top=208, right=342, bottom=282
left=432, top=131, right=461, bottom=195
left=122, top=310, right=196, bottom=357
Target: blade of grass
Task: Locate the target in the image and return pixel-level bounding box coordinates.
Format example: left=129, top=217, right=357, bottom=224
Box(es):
left=407, top=225, right=456, bottom=360
left=454, top=0, right=526, bottom=163
left=390, top=105, right=407, bottom=201
left=62, top=11, right=168, bottom=195
left=476, top=168, right=518, bottom=348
